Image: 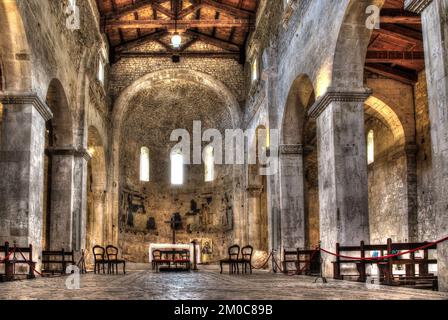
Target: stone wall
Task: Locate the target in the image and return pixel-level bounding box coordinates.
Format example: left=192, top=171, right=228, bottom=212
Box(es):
left=118, top=81, right=238, bottom=262
left=415, top=71, right=435, bottom=241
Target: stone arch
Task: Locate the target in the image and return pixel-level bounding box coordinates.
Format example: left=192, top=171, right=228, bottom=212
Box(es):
left=43, top=78, right=75, bottom=250
left=280, top=74, right=317, bottom=250
left=0, top=0, right=32, bottom=91
left=86, top=125, right=107, bottom=252
left=331, top=0, right=385, bottom=88
left=109, top=68, right=241, bottom=245
left=365, top=95, right=406, bottom=147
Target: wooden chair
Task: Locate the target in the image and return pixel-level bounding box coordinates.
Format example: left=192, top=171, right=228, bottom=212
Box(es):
left=152, top=250, right=171, bottom=272
left=92, top=245, right=107, bottom=274
left=106, top=245, right=126, bottom=275
left=220, top=245, right=240, bottom=274
left=239, top=245, right=253, bottom=274
left=174, top=249, right=191, bottom=271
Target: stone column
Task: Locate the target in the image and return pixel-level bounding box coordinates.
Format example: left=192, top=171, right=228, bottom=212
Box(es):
left=405, top=0, right=448, bottom=291
left=247, top=185, right=263, bottom=250
left=46, top=147, right=75, bottom=250
left=0, top=93, right=52, bottom=265
left=279, top=144, right=306, bottom=249
left=309, top=88, right=371, bottom=276
left=405, top=143, right=418, bottom=242
left=72, top=150, right=90, bottom=251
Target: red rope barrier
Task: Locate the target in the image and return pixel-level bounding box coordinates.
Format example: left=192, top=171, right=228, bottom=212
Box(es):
left=319, top=236, right=448, bottom=261
left=296, top=247, right=320, bottom=275
left=15, top=247, right=44, bottom=277
left=0, top=247, right=16, bottom=263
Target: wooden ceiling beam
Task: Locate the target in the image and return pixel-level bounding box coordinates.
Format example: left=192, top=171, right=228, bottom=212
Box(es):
left=152, top=3, right=175, bottom=18
left=178, top=3, right=206, bottom=18
left=366, top=50, right=424, bottom=62
left=365, top=63, right=418, bottom=84
left=380, top=8, right=421, bottom=24
left=105, top=19, right=253, bottom=30
left=104, top=0, right=166, bottom=20
left=378, top=24, right=423, bottom=47
left=117, top=51, right=240, bottom=59
left=115, top=30, right=169, bottom=52
left=185, top=30, right=240, bottom=52
left=201, top=0, right=255, bottom=18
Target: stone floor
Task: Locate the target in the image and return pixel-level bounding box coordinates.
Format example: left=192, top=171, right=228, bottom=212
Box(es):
left=0, top=264, right=447, bottom=300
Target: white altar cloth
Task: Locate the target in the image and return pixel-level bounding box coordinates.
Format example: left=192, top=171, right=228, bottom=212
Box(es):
left=149, top=243, right=199, bottom=263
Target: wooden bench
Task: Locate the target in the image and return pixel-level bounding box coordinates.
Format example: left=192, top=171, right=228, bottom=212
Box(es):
left=379, top=239, right=438, bottom=290
left=0, top=242, right=36, bottom=282
left=282, top=249, right=299, bottom=274
left=42, top=249, right=75, bottom=275
left=333, top=241, right=388, bottom=282
left=332, top=239, right=438, bottom=290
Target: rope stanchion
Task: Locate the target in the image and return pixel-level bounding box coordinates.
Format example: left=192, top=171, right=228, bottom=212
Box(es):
left=251, top=251, right=273, bottom=270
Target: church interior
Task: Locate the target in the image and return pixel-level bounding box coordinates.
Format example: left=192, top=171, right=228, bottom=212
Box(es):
left=0, top=0, right=448, bottom=300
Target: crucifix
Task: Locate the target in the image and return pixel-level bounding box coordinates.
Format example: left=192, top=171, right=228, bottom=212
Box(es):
left=165, top=213, right=182, bottom=244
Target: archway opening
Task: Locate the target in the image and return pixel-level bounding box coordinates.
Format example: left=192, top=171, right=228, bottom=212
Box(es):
left=42, top=79, right=74, bottom=250
left=86, top=126, right=107, bottom=255
left=282, top=74, right=317, bottom=250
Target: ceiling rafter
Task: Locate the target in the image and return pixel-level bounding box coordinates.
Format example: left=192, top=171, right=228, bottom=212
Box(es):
left=105, top=19, right=253, bottom=30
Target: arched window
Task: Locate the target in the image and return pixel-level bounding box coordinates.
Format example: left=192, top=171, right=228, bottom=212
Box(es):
left=140, top=147, right=150, bottom=182
left=98, top=58, right=105, bottom=84
left=171, top=150, right=184, bottom=185
left=367, top=130, right=374, bottom=165
left=251, top=57, right=258, bottom=82
left=204, top=145, right=214, bottom=182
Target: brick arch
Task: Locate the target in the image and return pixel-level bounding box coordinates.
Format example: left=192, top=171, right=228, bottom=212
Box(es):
left=0, top=0, right=32, bottom=91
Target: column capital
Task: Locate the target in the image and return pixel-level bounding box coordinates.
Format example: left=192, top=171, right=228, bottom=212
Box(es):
left=46, top=147, right=92, bottom=161
left=279, top=144, right=303, bottom=155
left=308, top=87, right=372, bottom=120
left=0, top=92, right=53, bottom=121
left=404, top=0, right=433, bottom=14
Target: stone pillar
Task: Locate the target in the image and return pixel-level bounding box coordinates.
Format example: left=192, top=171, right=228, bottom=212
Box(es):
left=72, top=150, right=90, bottom=251
left=0, top=93, right=52, bottom=265
left=279, top=144, right=306, bottom=249
left=405, top=143, right=418, bottom=242
left=247, top=185, right=263, bottom=250
left=309, top=88, right=371, bottom=276
left=46, top=147, right=75, bottom=250
left=405, top=0, right=448, bottom=291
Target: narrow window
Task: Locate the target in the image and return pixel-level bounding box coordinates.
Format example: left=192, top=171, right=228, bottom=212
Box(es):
left=171, top=151, right=184, bottom=185
left=98, top=58, right=105, bottom=84
left=251, top=58, right=258, bottom=82
left=204, top=145, right=215, bottom=182
left=367, top=130, right=374, bottom=165
left=140, top=147, right=150, bottom=182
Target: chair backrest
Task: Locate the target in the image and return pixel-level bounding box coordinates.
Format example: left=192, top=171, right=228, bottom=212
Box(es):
left=152, top=249, right=162, bottom=260
left=241, top=245, right=253, bottom=261
left=228, top=245, right=240, bottom=260
left=93, top=245, right=105, bottom=261
left=106, top=245, right=119, bottom=260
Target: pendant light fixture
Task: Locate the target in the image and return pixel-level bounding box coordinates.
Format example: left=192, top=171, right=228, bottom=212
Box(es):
left=171, top=0, right=182, bottom=49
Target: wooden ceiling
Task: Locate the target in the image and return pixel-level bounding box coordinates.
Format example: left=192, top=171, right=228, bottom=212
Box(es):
left=365, top=0, right=425, bottom=84
left=97, top=0, right=259, bottom=62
